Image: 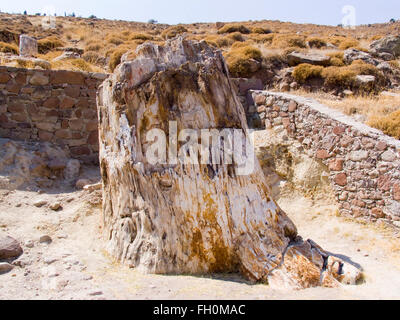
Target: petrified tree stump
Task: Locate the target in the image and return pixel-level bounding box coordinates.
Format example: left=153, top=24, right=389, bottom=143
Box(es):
left=97, top=38, right=360, bottom=288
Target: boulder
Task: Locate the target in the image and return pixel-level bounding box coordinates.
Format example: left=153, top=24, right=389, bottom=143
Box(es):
left=53, top=51, right=81, bottom=61
left=0, top=262, right=14, bottom=274
left=356, top=75, right=376, bottom=86
left=19, top=34, right=38, bottom=57
left=287, top=51, right=330, bottom=66
left=343, top=49, right=379, bottom=66
left=0, top=236, right=23, bottom=260
left=97, top=37, right=360, bottom=287
left=370, top=35, right=400, bottom=57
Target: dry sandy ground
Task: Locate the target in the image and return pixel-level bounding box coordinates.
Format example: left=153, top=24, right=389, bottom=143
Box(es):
left=1, top=175, right=400, bottom=300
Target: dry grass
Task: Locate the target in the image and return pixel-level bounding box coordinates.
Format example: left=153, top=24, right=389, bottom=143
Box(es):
left=161, top=26, right=188, bottom=39
left=224, top=45, right=262, bottom=77
left=0, top=41, right=18, bottom=54
left=37, top=36, right=64, bottom=54
left=271, top=34, right=307, bottom=49
left=217, top=24, right=251, bottom=35
left=368, top=110, right=400, bottom=139
left=338, top=38, right=359, bottom=50
left=293, top=89, right=400, bottom=139
left=108, top=48, right=129, bottom=72
left=250, top=27, right=272, bottom=34
left=14, top=58, right=50, bottom=69
left=293, top=63, right=324, bottom=83
left=307, top=37, right=327, bottom=48
left=293, top=60, right=383, bottom=89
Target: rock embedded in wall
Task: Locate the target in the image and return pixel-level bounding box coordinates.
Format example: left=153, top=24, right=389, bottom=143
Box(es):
left=98, top=37, right=361, bottom=288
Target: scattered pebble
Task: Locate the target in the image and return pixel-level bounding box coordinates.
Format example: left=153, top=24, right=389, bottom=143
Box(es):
left=75, top=179, right=92, bottom=190
left=39, top=235, right=52, bottom=244
left=0, top=262, right=14, bottom=274
left=33, top=199, right=47, bottom=208
left=25, top=240, right=35, bottom=248
left=88, top=291, right=103, bottom=296
left=50, top=202, right=62, bottom=211
left=44, top=257, right=58, bottom=265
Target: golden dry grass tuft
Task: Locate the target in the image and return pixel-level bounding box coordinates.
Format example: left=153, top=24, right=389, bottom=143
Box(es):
left=224, top=45, right=262, bottom=77
left=293, top=63, right=324, bottom=83
left=271, top=34, right=307, bottom=49
left=37, top=36, right=64, bottom=54
left=217, top=24, right=251, bottom=35
left=0, top=41, right=18, bottom=54
left=307, top=37, right=327, bottom=48
left=108, top=48, right=129, bottom=72
left=161, top=26, right=188, bottom=39
left=130, top=33, right=154, bottom=41
left=250, top=27, right=272, bottom=34
left=338, top=38, right=359, bottom=50
left=368, top=109, right=400, bottom=139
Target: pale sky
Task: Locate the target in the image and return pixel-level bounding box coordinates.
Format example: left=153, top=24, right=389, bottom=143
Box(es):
left=0, top=0, right=399, bottom=25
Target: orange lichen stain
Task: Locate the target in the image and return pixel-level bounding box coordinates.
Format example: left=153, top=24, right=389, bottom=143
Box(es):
left=188, top=193, right=236, bottom=273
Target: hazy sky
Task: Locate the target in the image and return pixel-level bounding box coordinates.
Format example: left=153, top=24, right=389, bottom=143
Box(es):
left=1, top=0, right=399, bottom=25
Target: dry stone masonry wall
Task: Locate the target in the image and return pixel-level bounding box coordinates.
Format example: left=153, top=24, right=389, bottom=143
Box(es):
left=249, top=91, right=400, bottom=222
left=0, top=66, right=108, bottom=163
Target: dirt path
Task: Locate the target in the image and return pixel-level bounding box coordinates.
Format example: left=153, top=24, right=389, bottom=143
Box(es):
left=1, top=185, right=400, bottom=300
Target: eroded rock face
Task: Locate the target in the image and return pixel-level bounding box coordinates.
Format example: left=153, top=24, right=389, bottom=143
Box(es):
left=287, top=51, right=330, bottom=67
left=98, top=38, right=360, bottom=287
left=370, top=35, right=400, bottom=58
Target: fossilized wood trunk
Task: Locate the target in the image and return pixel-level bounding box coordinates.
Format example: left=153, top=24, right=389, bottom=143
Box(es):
left=97, top=38, right=360, bottom=287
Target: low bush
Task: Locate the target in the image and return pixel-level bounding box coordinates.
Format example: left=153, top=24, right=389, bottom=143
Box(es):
left=37, top=37, right=64, bottom=54
left=368, top=109, right=400, bottom=139
left=109, top=48, right=129, bottom=71
left=271, top=34, right=307, bottom=49
left=307, top=37, right=327, bottom=48
left=227, top=32, right=245, bottom=42
left=204, top=35, right=232, bottom=48
left=0, top=41, right=18, bottom=54
left=225, top=45, right=262, bottom=77
left=293, top=63, right=324, bottom=83
left=130, top=33, right=153, bottom=41
left=251, top=27, right=272, bottom=34
left=161, top=26, right=188, bottom=39
left=249, top=33, right=274, bottom=44
left=338, top=39, right=359, bottom=50
left=217, top=24, right=251, bottom=35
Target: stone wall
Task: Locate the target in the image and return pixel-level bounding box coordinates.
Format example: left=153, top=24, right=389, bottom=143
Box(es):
left=0, top=66, right=108, bottom=163
left=249, top=90, right=400, bottom=222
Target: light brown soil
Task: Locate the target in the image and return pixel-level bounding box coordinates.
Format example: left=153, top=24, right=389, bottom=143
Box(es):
left=1, top=173, right=400, bottom=300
